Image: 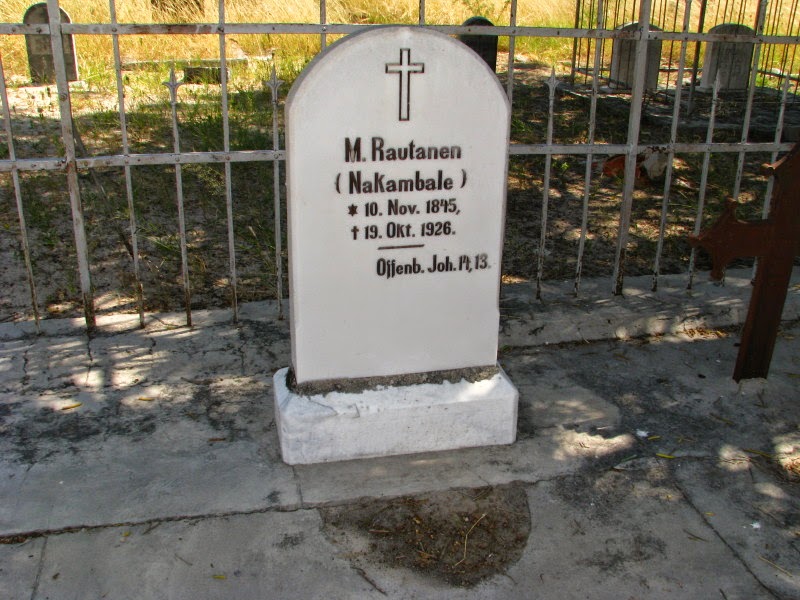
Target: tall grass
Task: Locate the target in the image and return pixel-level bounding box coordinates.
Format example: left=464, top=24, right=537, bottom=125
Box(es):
left=1, top=0, right=795, bottom=92
left=3, top=0, right=798, bottom=83
left=1, top=0, right=577, bottom=87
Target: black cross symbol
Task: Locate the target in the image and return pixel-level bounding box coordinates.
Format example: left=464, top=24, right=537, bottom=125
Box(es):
left=385, top=48, right=425, bottom=122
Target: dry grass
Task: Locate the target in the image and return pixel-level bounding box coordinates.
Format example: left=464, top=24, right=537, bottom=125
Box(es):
left=3, top=0, right=795, bottom=93
left=0, top=0, right=574, bottom=85
left=3, top=0, right=794, bottom=88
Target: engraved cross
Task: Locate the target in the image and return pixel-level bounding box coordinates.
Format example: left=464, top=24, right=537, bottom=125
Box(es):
left=385, top=48, right=424, bottom=122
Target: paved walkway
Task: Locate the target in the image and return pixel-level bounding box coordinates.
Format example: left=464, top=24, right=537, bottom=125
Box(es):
left=1, top=269, right=798, bottom=599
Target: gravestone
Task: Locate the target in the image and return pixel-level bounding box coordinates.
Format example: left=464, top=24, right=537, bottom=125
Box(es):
left=24, top=3, right=78, bottom=85
left=699, top=24, right=754, bottom=90
left=609, top=22, right=662, bottom=90
left=274, top=26, right=518, bottom=464
left=458, top=17, right=498, bottom=72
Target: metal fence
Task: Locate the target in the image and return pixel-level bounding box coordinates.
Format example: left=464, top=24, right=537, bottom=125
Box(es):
left=0, top=0, right=798, bottom=332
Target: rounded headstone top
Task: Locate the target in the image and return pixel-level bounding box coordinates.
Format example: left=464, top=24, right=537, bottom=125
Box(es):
left=288, top=26, right=506, bottom=110
left=462, top=16, right=494, bottom=27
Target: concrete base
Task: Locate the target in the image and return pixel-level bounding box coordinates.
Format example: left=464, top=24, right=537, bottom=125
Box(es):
left=273, top=366, right=518, bottom=465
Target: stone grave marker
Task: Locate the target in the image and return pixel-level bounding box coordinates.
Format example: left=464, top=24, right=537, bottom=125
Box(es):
left=699, top=24, right=755, bottom=91
left=274, top=26, right=518, bottom=464
left=24, top=3, right=78, bottom=85
left=458, top=17, right=498, bottom=72
left=609, top=22, right=662, bottom=90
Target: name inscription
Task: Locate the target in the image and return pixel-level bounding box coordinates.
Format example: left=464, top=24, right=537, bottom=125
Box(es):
left=337, top=135, right=491, bottom=279
left=345, top=137, right=462, bottom=163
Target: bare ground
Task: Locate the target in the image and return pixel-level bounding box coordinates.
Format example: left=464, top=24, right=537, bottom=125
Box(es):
left=320, top=484, right=531, bottom=588
left=0, top=63, right=787, bottom=322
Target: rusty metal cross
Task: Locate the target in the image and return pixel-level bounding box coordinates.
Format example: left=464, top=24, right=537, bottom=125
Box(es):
left=689, top=142, right=800, bottom=381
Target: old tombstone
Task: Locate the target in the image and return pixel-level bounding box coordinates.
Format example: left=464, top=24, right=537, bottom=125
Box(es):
left=458, top=17, right=498, bottom=72
left=689, top=142, right=800, bottom=381
left=23, top=3, right=78, bottom=85
left=609, top=23, right=662, bottom=90
left=274, top=26, right=518, bottom=464
left=699, top=24, right=755, bottom=91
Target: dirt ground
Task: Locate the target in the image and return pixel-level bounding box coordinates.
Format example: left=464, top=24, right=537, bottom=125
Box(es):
left=0, top=62, right=792, bottom=322
left=321, top=484, right=531, bottom=588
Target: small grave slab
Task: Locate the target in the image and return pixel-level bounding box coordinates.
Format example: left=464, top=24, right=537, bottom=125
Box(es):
left=609, top=22, right=662, bottom=90
left=699, top=23, right=755, bottom=91
left=23, top=3, right=78, bottom=85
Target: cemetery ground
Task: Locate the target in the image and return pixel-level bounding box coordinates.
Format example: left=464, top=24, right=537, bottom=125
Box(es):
left=1, top=34, right=799, bottom=597
left=0, top=57, right=787, bottom=321
left=0, top=271, right=798, bottom=598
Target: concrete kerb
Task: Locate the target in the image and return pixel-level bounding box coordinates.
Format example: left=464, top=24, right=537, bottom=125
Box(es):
left=500, top=268, right=800, bottom=347
left=1, top=268, right=797, bottom=345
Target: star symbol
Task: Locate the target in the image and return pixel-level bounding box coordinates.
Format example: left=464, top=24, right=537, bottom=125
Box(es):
left=348, top=204, right=358, bottom=216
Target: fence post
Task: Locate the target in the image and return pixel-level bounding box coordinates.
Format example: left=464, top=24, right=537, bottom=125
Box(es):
left=46, top=0, right=95, bottom=330
left=611, top=0, right=653, bottom=296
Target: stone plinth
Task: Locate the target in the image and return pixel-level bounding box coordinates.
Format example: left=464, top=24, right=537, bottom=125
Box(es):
left=273, top=367, right=518, bottom=465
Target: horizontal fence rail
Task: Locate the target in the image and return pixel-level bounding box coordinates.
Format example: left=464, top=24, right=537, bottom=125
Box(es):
left=0, top=0, right=798, bottom=331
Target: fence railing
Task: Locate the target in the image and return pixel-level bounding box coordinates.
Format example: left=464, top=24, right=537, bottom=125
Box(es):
left=0, top=0, right=798, bottom=332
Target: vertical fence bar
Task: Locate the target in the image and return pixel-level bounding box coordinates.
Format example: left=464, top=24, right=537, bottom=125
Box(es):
left=571, top=0, right=584, bottom=83
left=583, top=0, right=596, bottom=84
left=686, top=0, right=708, bottom=115
left=266, top=66, right=284, bottom=319
left=611, top=0, right=652, bottom=295
left=664, top=0, right=680, bottom=88
left=575, top=0, right=605, bottom=296
left=536, top=71, right=557, bottom=300
left=218, top=0, right=239, bottom=323
left=418, top=0, right=425, bottom=25
left=719, top=0, right=730, bottom=24
left=506, top=0, right=518, bottom=103
left=164, top=69, right=192, bottom=327
left=731, top=0, right=769, bottom=202
left=738, top=0, right=749, bottom=29
left=0, top=56, right=41, bottom=330
left=611, top=0, right=623, bottom=34
left=657, top=0, right=667, bottom=33
left=109, top=0, right=145, bottom=328
left=762, top=74, right=792, bottom=213
left=761, top=0, right=778, bottom=73
left=652, top=0, right=692, bottom=291
left=46, top=0, right=95, bottom=330
left=597, top=0, right=613, bottom=77
left=320, top=0, right=327, bottom=50
left=687, top=77, right=720, bottom=289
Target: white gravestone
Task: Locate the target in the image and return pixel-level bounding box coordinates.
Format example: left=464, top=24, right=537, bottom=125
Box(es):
left=699, top=24, right=755, bottom=91
left=274, top=26, right=518, bottom=464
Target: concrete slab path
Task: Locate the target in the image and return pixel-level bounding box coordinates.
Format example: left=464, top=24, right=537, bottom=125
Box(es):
left=1, top=270, right=798, bottom=599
